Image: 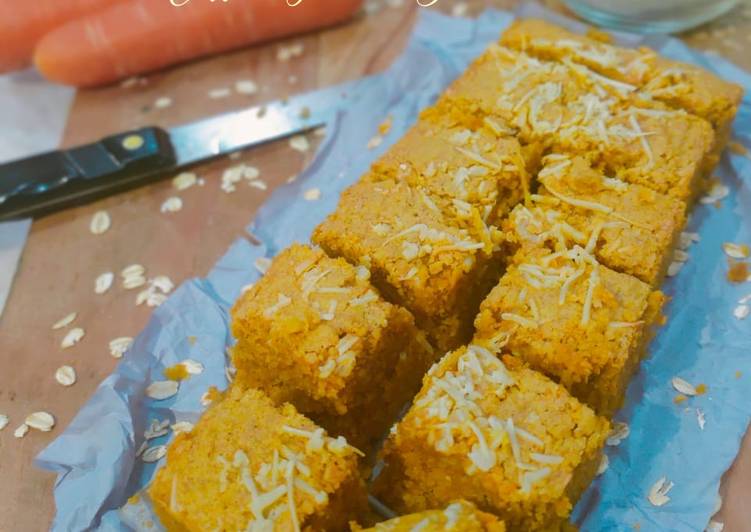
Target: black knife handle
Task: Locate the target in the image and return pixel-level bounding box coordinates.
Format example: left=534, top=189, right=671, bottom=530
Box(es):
left=0, top=127, right=175, bottom=221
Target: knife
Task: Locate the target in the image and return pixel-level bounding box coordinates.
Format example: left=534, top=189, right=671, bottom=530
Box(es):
left=0, top=75, right=375, bottom=221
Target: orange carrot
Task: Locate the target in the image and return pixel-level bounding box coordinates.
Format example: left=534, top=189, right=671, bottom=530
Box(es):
left=34, top=0, right=364, bottom=87
left=0, top=0, right=124, bottom=73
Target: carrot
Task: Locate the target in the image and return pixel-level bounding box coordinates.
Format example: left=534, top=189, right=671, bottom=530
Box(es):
left=34, top=0, right=364, bottom=87
left=0, top=0, right=124, bottom=73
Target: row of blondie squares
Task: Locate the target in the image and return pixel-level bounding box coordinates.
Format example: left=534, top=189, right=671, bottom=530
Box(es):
left=148, top=19, right=743, bottom=531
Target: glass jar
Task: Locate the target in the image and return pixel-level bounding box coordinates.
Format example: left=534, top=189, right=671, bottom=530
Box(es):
left=562, top=0, right=740, bottom=33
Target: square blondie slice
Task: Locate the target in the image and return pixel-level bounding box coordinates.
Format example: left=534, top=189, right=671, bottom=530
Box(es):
left=505, top=154, right=686, bottom=286
left=366, top=107, right=533, bottom=226
left=442, top=44, right=715, bottom=202
left=149, top=386, right=367, bottom=531
left=500, top=18, right=743, bottom=143
left=231, top=244, right=434, bottom=450
left=353, top=500, right=505, bottom=531
left=473, top=246, right=664, bottom=415
left=373, top=345, right=609, bottom=530
left=313, top=179, right=502, bottom=352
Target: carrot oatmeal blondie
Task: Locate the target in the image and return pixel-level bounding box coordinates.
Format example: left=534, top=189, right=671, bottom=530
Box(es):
left=473, top=245, right=665, bottom=415
left=149, top=386, right=367, bottom=531
left=231, top=244, right=433, bottom=450
left=352, top=500, right=505, bottom=531
left=505, top=154, right=686, bottom=286
left=441, top=44, right=715, bottom=202
left=373, top=345, right=609, bottom=530
left=500, top=18, right=743, bottom=150
left=313, top=178, right=504, bottom=352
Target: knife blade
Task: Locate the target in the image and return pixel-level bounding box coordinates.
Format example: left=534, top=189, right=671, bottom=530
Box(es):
left=0, top=75, right=375, bottom=221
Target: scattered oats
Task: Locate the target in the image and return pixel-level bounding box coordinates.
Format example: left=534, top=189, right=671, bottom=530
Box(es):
left=667, top=261, right=684, bottom=277
left=713, top=494, right=723, bottom=514
left=146, top=380, right=179, bottom=400
left=288, top=74, right=298, bottom=84
left=55, top=366, right=76, bottom=386
left=14, top=424, right=29, bottom=438
left=678, top=232, right=700, bottom=249
left=672, top=377, right=697, bottom=396
left=673, top=249, right=689, bottom=263
left=200, top=390, right=214, bottom=406
left=706, top=521, right=724, bottom=532
left=208, top=87, right=231, bottom=99
left=722, top=242, right=750, bottom=259
left=144, top=292, right=168, bottom=307
left=136, top=288, right=151, bottom=306
left=172, top=172, right=197, bottom=191
left=367, top=135, right=383, bottom=150
left=0, top=414, right=8, bottom=431
left=95, top=272, right=114, bottom=294
left=89, top=210, right=111, bottom=235
left=182, top=359, right=204, bottom=375
left=700, top=182, right=730, bottom=204
left=160, top=196, right=183, bottom=213
left=289, top=134, right=310, bottom=153
left=277, top=42, right=304, bottom=62
left=739, top=293, right=751, bottom=305
left=734, top=304, right=749, bottom=320
left=61, top=327, right=85, bottom=349
left=109, top=336, right=133, bottom=359
left=25, top=411, right=55, bottom=432
left=606, top=422, right=630, bottom=446
left=121, top=264, right=145, bottom=278
left=154, top=97, right=173, bottom=109
left=123, top=274, right=147, bottom=290
left=597, top=454, right=609, bottom=475
left=144, top=418, right=170, bottom=440
left=313, top=126, right=326, bottom=137
left=171, top=421, right=194, bottom=435
left=364, top=0, right=381, bottom=14
left=451, top=2, right=469, bottom=16
left=141, top=445, right=167, bottom=463
left=120, top=77, right=139, bottom=89
left=254, top=257, right=272, bottom=274
left=697, top=408, right=706, bottom=430
left=647, top=477, right=673, bottom=507
left=248, top=179, right=268, bottom=190
left=52, top=312, right=77, bottom=330
left=150, top=275, right=174, bottom=294
left=235, top=80, right=258, bottom=95
left=304, top=188, right=321, bottom=201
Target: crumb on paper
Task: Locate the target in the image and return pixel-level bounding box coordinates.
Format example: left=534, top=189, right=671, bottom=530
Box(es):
left=367, top=135, right=383, bottom=150
left=734, top=304, right=749, bottom=320
left=728, top=140, right=748, bottom=156
left=254, top=257, right=272, bottom=275
left=700, top=180, right=729, bottom=204
left=697, top=408, right=706, bottom=430
left=727, top=262, right=749, bottom=283
left=723, top=242, right=750, bottom=259
left=606, top=422, right=629, bottom=446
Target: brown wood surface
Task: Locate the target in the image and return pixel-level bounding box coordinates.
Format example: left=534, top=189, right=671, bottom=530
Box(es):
left=1, top=1, right=750, bottom=530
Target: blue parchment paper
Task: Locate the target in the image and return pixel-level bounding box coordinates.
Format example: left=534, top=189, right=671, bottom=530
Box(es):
left=36, top=5, right=751, bottom=532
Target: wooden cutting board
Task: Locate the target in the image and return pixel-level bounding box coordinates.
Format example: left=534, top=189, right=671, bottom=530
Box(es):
left=1, top=1, right=750, bottom=530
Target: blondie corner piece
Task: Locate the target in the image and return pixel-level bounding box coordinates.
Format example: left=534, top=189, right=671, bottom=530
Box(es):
left=505, top=154, right=686, bottom=286
left=313, top=179, right=503, bottom=352
left=474, top=244, right=665, bottom=415
left=374, top=345, right=609, bottom=531
left=444, top=43, right=715, bottom=202
left=500, top=18, right=744, bottom=145
left=149, top=387, right=367, bottom=531
left=230, top=244, right=434, bottom=451
left=352, top=500, right=505, bottom=531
